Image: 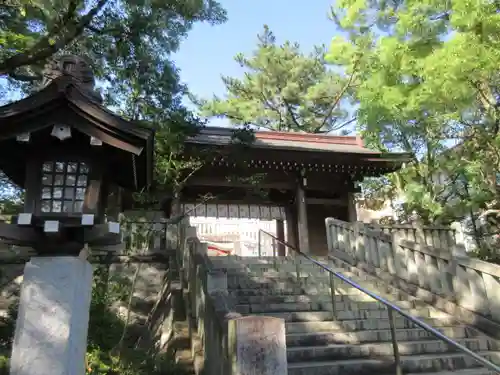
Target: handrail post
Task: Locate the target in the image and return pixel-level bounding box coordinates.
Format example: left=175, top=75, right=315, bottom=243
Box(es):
left=387, top=307, right=402, bottom=375
left=329, top=271, right=336, bottom=320
left=272, top=237, right=277, bottom=270
left=258, top=229, right=262, bottom=257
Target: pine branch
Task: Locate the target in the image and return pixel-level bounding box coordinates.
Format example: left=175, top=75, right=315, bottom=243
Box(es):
left=315, top=56, right=360, bottom=132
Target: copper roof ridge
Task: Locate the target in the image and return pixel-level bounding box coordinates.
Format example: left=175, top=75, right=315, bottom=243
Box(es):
left=197, top=126, right=366, bottom=147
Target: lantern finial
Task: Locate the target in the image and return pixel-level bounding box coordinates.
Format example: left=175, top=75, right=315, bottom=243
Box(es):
left=41, top=54, right=102, bottom=102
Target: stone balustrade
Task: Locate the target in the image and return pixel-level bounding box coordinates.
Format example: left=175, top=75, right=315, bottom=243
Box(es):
left=177, top=218, right=288, bottom=375
left=326, top=218, right=500, bottom=335
left=365, top=222, right=458, bottom=250
left=119, top=213, right=180, bottom=253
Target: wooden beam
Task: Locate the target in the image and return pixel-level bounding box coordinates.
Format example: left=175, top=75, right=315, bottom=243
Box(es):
left=306, top=198, right=347, bottom=206
left=183, top=142, right=404, bottom=172
left=0, top=251, right=176, bottom=264
left=24, top=157, right=41, bottom=213
left=83, top=160, right=104, bottom=215
left=83, top=223, right=121, bottom=245
left=186, top=175, right=293, bottom=190
left=285, top=205, right=298, bottom=250
left=181, top=197, right=279, bottom=206
left=186, top=170, right=352, bottom=193
left=296, top=181, right=309, bottom=254
left=276, top=219, right=285, bottom=256
left=0, top=223, right=40, bottom=243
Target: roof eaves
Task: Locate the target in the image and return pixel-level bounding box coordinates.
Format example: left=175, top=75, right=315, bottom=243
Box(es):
left=66, top=87, right=154, bottom=141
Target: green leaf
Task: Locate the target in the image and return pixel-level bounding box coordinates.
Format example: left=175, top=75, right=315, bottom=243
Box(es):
left=330, top=0, right=500, bottom=227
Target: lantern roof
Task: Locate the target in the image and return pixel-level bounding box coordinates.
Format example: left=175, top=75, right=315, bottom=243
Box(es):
left=0, top=56, right=154, bottom=191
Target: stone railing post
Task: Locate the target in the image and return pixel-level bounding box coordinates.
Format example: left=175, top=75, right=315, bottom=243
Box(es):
left=180, top=226, right=289, bottom=375
left=200, top=270, right=230, bottom=375
left=191, top=242, right=208, bottom=317
left=451, top=243, right=467, bottom=258
left=351, top=221, right=361, bottom=261
left=198, top=270, right=228, bottom=366
left=389, top=231, right=401, bottom=277
left=228, top=316, right=287, bottom=375
left=207, top=270, right=228, bottom=294
left=196, top=261, right=288, bottom=375
left=325, top=218, right=333, bottom=251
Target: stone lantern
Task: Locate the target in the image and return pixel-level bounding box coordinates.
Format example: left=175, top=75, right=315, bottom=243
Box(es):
left=0, top=54, right=154, bottom=255
left=0, top=55, right=154, bottom=375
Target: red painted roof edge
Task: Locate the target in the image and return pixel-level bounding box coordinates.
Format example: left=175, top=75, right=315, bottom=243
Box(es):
left=356, top=135, right=364, bottom=147
left=255, top=130, right=365, bottom=147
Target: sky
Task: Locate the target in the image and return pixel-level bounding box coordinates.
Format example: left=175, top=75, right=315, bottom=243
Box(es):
left=172, top=0, right=338, bottom=127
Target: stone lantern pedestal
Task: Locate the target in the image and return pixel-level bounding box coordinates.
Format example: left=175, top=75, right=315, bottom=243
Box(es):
left=10, top=257, right=93, bottom=375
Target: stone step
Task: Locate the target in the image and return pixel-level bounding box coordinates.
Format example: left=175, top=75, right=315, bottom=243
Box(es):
left=232, top=292, right=395, bottom=305
left=302, top=274, right=397, bottom=290
left=227, top=282, right=402, bottom=299
left=231, top=288, right=306, bottom=297
left=286, top=337, right=496, bottom=363
left=247, top=265, right=322, bottom=273
left=234, top=299, right=420, bottom=314
left=212, top=258, right=343, bottom=272
left=406, top=368, right=497, bottom=375
left=227, top=279, right=398, bottom=297
left=227, top=278, right=302, bottom=290
left=226, top=273, right=309, bottom=283
left=287, top=351, right=500, bottom=375
left=252, top=307, right=448, bottom=321
left=224, top=267, right=336, bottom=277
left=285, top=317, right=459, bottom=334
left=226, top=275, right=391, bottom=294
left=224, top=268, right=362, bottom=281
left=285, top=326, right=476, bottom=346
left=226, top=274, right=407, bottom=294
left=208, top=256, right=303, bottom=265
left=246, top=260, right=327, bottom=267
left=300, top=283, right=427, bottom=305
left=221, top=259, right=371, bottom=281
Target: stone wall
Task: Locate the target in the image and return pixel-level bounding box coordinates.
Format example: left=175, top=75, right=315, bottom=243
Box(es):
left=0, top=259, right=175, bottom=353
left=108, top=262, right=169, bottom=343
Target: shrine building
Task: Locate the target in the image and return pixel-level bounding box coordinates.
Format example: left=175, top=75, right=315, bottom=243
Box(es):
left=178, top=126, right=411, bottom=256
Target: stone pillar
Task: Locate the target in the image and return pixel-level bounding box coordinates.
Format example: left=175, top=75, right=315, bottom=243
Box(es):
left=207, top=271, right=228, bottom=294
left=228, top=316, right=287, bottom=375
left=10, top=256, right=93, bottom=375
left=450, top=222, right=467, bottom=257
left=285, top=205, right=298, bottom=251
left=347, top=192, right=357, bottom=222
left=172, top=190, right=182, bottom=217
left=275, top=219, right=286, bottom=256
left=296, top=181, right=310, bottom=254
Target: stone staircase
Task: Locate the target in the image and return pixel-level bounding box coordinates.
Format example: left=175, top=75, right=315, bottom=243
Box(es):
left=210, top=255, right=500, bottom=375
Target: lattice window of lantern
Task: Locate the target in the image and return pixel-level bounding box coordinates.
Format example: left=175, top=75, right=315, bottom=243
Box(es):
left=40, top=161, right=89, bottom=213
